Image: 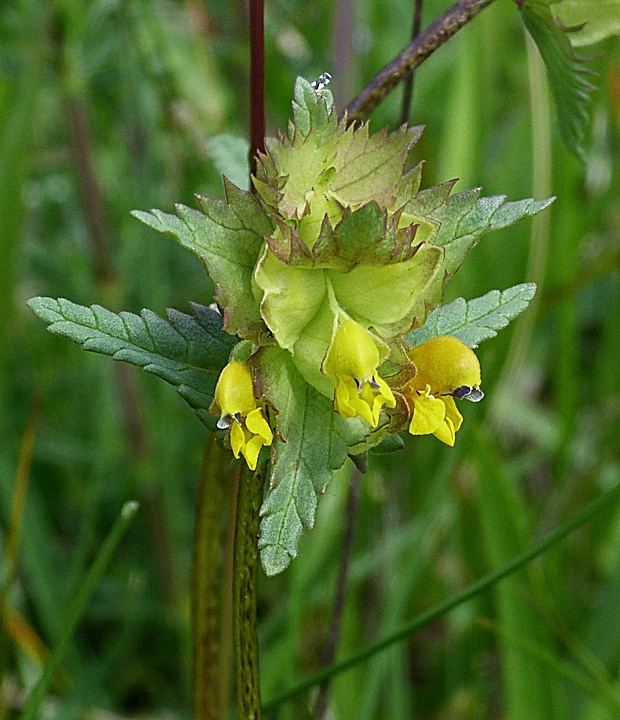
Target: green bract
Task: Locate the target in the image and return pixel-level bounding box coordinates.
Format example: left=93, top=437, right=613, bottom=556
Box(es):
left=31, top=78, right=553, bottom=575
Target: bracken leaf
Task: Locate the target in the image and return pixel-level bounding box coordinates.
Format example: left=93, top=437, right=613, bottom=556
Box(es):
left=27, top=297, right=237, bottom=431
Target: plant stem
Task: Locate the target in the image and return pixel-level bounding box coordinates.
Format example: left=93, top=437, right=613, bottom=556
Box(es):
left=234, top=464, right=265, bottom=720
left=192, top=434, right=228, bottom=720
left=344, top=0, right=497, bottom=122
left=314, top=465, right=362, bottom=720
left=249, top=0, right=265, bottom=178
left=399, top=0, right=424, bottom=125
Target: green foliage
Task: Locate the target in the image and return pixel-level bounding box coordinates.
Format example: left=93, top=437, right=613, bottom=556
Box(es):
left=522, top=0, right=597, bottom=159
left=4, top=0, right=620, bottom=716
left=407, top=283, right=537, bottom=348
left=255, top=348, right=366, bottom=575
left=132, top=179, right=273, bottom=338
left=27, top=297, right=236, bottom=431
left=552, top=0, right=620, bottom=46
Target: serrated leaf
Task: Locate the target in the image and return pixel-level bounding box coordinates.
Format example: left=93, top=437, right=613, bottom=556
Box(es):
left=132, top=179, right=272, bottom=338
left=27, top=297, right=237, bottom=431
left=552, top=0, right=620, bottom=47
left=254, top=347, right=367, bottom=575
left=426, top=192, right=554, bottom=277
left=407, top=283, right=537, bottom=348
left=291, top=76, right=336, bottom=142
left=522, top=0, right=597, bottom=159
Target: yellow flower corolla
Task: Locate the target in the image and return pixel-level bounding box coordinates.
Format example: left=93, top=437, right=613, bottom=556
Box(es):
left=213, top=361, right=273, bottom=471
left=323, top=320, right=396, bottom=426
left=404, top=336, right=483, bottom=446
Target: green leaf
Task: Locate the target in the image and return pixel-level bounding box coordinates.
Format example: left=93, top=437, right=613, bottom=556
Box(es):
left=407, top=283, right=537, bottom=348
left=552, top=0, right=620, bottom=47
left=330, top=124, right=423, bottom=209
left=208, top=134, right=250, bottom=191
left=254, top=347, right=366, bottom=575
left=408, top=188, right=555, bottom=277
left=132, top=178, right=272, bottom=338
left=291, top=76, right=336, bottom=142
left=27, top=297, right=237, bottom=431
left=522, top=0, right=597, bottom=159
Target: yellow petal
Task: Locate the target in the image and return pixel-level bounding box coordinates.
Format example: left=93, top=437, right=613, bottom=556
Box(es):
left=214, top=361, right=258, bottom=417
left=324, top=320, right=382, bottom=382
left=245, top=408, right=274, bottom=446
left=408, top=391, right=446, bottom=436
left=432, top=413, right=456, bottom=446
left=241, top=436, right=263, bottom=471
left=230, top=420, right=246, bottom=459
left=442, top=396, right=463, bottom=434
left=408, top=336, right=481, bottom=396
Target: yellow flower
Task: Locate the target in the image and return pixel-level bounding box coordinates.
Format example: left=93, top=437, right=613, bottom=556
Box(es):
left=323, top=319, right=396, bottom=426
left=404, top=336, right=483, bottom=446
left=212, top=361, right=273, bottom=471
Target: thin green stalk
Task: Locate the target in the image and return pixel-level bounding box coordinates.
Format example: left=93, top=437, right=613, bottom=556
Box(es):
left=314, top=465, right=362, bottom=720
left=19, top=501, right=139, bottom=720
left=263, top=480, right=620, bottom=711
left=192, top=434, right=228, bottom=720
left=234, top=464, right=265, bottom=720
left=490, top=30, right=552, bottom=415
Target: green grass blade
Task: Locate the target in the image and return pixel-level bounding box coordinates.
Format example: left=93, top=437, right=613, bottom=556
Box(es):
left=19, top=501, right=139, bottom=720
left=262, top=479, right=620, bottom=711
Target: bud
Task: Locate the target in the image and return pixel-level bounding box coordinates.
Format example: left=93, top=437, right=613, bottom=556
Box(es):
left=323, top=320, right=396, bottom=426
left=403, top=336, right=483, bottom=446
left=212, top=361, right=273, bottom=470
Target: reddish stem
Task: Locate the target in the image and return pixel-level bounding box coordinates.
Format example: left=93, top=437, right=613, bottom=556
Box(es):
left=249, top=0, right=265, bottom=180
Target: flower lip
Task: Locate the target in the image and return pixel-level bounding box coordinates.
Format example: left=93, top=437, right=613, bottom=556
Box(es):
left=450, top=385, right=484, bottom=402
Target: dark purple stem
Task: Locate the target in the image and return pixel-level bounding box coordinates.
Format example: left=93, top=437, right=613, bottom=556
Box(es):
left=249, top=0, right=265, bottom=180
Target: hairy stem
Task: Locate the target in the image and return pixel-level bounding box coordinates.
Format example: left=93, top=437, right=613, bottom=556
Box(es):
left=344, top=0, right=497, bottom=122
left=314, top=465, right=362, bottom=720
left=192, top=435, right=228, bottom=720
left=234, top=464, right=265, bottom=720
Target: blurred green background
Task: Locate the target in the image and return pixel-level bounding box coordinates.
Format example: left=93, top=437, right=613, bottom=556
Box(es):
left=2, top=0, right=620, bottom=717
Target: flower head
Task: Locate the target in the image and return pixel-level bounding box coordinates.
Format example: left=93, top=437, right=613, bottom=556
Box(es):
left=323, top=319, right=396, bottom=426
left=403, top=336, right=483, bottom=446
left=212, top=361, right=273, bottom=470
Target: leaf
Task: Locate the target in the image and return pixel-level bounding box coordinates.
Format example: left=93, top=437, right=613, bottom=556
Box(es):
left=132, top=178, right=272, bottom=338
left=522, top=0, right=597, bottom=159
left=408, top=188, right=555, bottom=277
left=291, top=76, right=336, bottom=142
left=330, top=123, right=423, bottom=209
left=208, top=134, right=250, bottom=191
left=406, top=283, right=537, bottom=348
left=552, top=0, right=620, bottom=47
left=27, top=297, right=237, bottom=431
left=254, top=347, right=367, bottom=575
